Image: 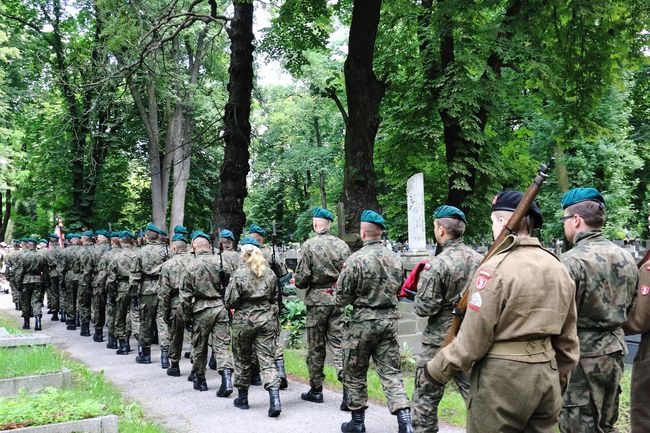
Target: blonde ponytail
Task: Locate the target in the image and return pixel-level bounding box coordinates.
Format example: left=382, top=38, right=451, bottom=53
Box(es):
left=241, top=244, right=266, bottom=278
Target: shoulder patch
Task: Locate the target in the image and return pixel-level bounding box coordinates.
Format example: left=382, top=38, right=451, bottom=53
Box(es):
left=469, top=292, right=482, bottom=311
left=646, top=266, right=650, bottom=271
left=424, top=263, right=432, bottom=270
left=642, top=285, right=650, bottom=296
left=475, top=276, right=490, bottom=290
left=479, top=270, right=492, bottom=278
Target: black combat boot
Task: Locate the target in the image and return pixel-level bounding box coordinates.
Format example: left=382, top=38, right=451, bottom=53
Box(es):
left=125, top=333, right=132, bottom=353
left=233, top=387, right=249, bottom=409
left=184, top=351, right=191, bottom=359
left=66, top=319, right=76, bottom=330
left=160, top=348, right=170, bottom=369
left=187, top=371, right=197, bottom=382
left=135, top=346, right=152, bottom=364
left=15, top=302, right=20, bottom=311
left=22, top=317, right=30, bottom=330
left=93, top=328, right=103, bottom=342
left=34, top=315, right=42, bottom=331
left=250, top=363, right=262, bottom=386
left=59, top=310, right=66, bottom=322
left=116, top=339, right=129, bottom=355
left=217, top=368, right=233, bottom=397
left=396, top=408, right=414, bottom=433
left=341, top=387, right=350, bottom=411
left=301, top=386, right=324, bottom=403
left=193, top=373, right=208, bottom=391
left=276, top=357, right=288, bottom=390
left=208, top=350, right=217, bottom=370
left=106, top=334, right=118, bottom=349
left=75, top=314, right=80, bottom=327
left=341, top=409, right=366, bottom=433
left=268, top=388, right=282, bottom=418
left=167, top=361, right=181, bottom=377
left=51, top=311, right=59, bottom=321
left=80, top=323, right=91, bottom=337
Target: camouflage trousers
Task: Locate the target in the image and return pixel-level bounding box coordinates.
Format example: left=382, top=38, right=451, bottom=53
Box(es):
left=560, top=352, right=624, bottom=433
left=91, top=280, right=107, bottom=331
left=77, top=282, right=92, bottom=325
left=191, top=306, right=233, bottom=376
left=113, top=287, right=132, bottom=339
left=21, top=282, right=42, bottom=318
left=232, top=315, right=280, bottom=390
left=467, top=358, right=562, bottom=433
left=64, top=275, right=79, bottom=322
left=138, top=293, right=167, bottom=348
left=412, top=344, right=470, bottom=433
left=342, top=318, right=410, bottom=414
left=306, top=305, right=344, bottom=388
left=631, top=335, right=650, bottom=433
left=47, top=275, right=60, bottom=312
left=10, top=277, right=20, bottom=306
left=168, top=306, right=185, bottom=363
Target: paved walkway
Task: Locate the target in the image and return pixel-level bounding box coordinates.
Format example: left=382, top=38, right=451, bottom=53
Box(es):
left=0, top=291, right=465, bottom=433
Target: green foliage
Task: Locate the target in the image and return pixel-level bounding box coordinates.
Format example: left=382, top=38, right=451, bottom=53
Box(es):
left=0, top=345, right=64, bottom=379
left=280, top=298, right=307, bottom=348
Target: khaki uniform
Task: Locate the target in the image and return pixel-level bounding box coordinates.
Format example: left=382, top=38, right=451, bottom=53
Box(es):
left=294, top=229, right=351, bottom=388
left=624, top=258, right=650, bottom=433
left=428, top=236, right=579, bottom=433
left=225, top=264, right=280, bottom=390
left=180, top=250, right=235, bottom=375
left=412, top=238, right=482, bottom=433
left=559, top=230, right=638, bottom=433
left=336, top=239, right=410, bottom=414
left=159, top=249, right=191, bottom=363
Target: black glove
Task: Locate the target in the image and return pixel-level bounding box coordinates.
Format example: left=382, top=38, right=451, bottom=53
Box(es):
left=184, top=321, right=193, bottom=333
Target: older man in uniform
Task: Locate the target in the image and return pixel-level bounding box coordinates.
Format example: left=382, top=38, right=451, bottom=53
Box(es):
left=427, top=191, right=579, bottom=433
left=294, top=207, right=351, bottom=407
left=559, top=188, right=639, bottom=433
left=336, top=210, right=413, bottom=433
left=411, top=205, right=482, bottom=433
left=180, top=230, right=236, bottom=394
left=130, top=223, right=169, bottom=364
left=624, top=207, right=650, bottom=433
left=160, top=231, right=192, bottom=374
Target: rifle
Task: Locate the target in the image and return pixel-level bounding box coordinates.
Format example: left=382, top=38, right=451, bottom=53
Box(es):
left=108, top=222, right=113, bottom=250
left=639, top=203, right=650, bottom=269
left=442, top=158, right=553, bottom=347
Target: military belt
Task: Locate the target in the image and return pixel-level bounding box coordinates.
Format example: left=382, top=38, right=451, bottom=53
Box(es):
left=142, top=275, right=158, bottom=281
left=310, top=283, right=335, bottom=290
left=246, top=299, right=271, bottom=306
left=577, top=326, right=620, bottom=332
left=488, top=337, right=552, bottom=356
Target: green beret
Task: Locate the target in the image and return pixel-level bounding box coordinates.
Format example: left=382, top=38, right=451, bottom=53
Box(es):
left=119, top=230, right=134, bottom=239
left=312, top=207, right=334, bottom=221
left=191, top=230, right=211, bottom=242
left=171, top=234, right=188, bottom=243
left=39, top=239, right=48, bottom=244
left=12, top=239, right=20, bottom=245
left=219, top=229, right=235, bottom=241
left=145, top=223, right=166, bottom=236
left=24, top=237, right=38, bottom=244
left=48, top=233, right=59, bottom=240
left=69, top=233, right=81, bottom=239
left=240, top=236, right=262, bottom=248
left=433, top=205, right=467, bottom=224
left=81, top=230, right=94, bottom=238
left=360, top=210, right=385, bottom=229
left=561, top=187, right=605, bottom=210
left=95, top=229, right=109, bottom=237
left=491, top=190, right=543, bottom=229
left=248, top=224, right=267, bottom=237
left=110, top=231, right=121, bottom=238
left=173, top=225, right=188, bottom=235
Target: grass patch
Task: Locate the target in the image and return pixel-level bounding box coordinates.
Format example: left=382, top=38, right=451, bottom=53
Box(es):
left=0, top=313, right=26, bottom=334
left=284, top=348, right=465, bottom=427
left=0, top=345, right=64, bottom=379
left=616, top=369, right=631, bottom=432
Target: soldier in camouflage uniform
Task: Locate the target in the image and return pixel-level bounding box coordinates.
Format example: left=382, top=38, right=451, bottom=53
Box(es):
left=411, top=205, right=481, bottom=433
left=160, top=232, right=192, bottom=375
left=624, top=208, right=650, bottom=433
left=107, top=231, right=139, bottom=354
left=6, top=240, right=23, bottom=311
left=225, top=237, right=282, bottom=417
left=77, top=230, right=99, bottom=337
left=427, top=191, right=579, bottom=433
left=294, top=207, right=351, bottom=407
left=93, top=231, right=121, bottom=347
left=336, top=210, right=413, bottom=433
left=62, top=233, right=82, bottom=330
left=248, top=224, right=290, bottom=388
left=559, top=188, right=638, bottom=433
left=15, top=238, right=48, bottom=330
left=130, top=223, right=169, bottom=364
left=180, top=230, right=235, bottom=394
left=45, top=233, right=63, bottom=321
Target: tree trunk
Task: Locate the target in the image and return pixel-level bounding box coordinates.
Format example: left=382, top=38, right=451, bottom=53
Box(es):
left=0, top=189, right=9, bottom=241
left=313, top=116, right=328, bottom=208
left=341, top=0, right=385, bottom=233
left=213, top=1, right=254, bottom=240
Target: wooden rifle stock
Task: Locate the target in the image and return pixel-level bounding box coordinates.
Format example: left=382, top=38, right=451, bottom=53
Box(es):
left=442, top=158, right=554, bottom=347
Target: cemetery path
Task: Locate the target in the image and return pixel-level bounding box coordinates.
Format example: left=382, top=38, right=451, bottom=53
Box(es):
left=0, top=290, right=465, bottom=433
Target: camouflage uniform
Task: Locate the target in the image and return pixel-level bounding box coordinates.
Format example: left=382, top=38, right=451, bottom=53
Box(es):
left=45, top=244, right=64, bottom=316
left=107, top=244, right=139, bottom=342
left=225, top=263, right=281, bottom=389
left=427, top=236, right=580, bottom=433
left=335, top=239, right=410, bottom=414
left=78, top=243, right=101, bottom=329
left=624, top=257, right=650, bottom=433
left=159, top=249, right=191, bottom=363
left=294, top=228, right=351, bottom=388
left=130, top=240, right=169, bottom=349
left=62, top=243, right=82, bottom=327
left=559, top=229, right=638, bottom=433
left=180, top=250, right=235, bottom=376
left=92, top=243, right=118, bottom=336
left=6, top=247, right=23, bottom=309
left=15, top=246, right=47, bottom=319
left=412, top=238, right=481, bottom=433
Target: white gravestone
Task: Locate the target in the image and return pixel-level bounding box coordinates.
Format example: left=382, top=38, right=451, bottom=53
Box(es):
left=406, top=173, right=426, bottom=251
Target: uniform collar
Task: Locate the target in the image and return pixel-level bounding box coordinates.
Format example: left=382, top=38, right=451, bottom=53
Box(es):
left=363, top=239, right=383, bottom=246
left=316, top=229, right=331, bottom=236
left=573, top=229, right=604, bottom=246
